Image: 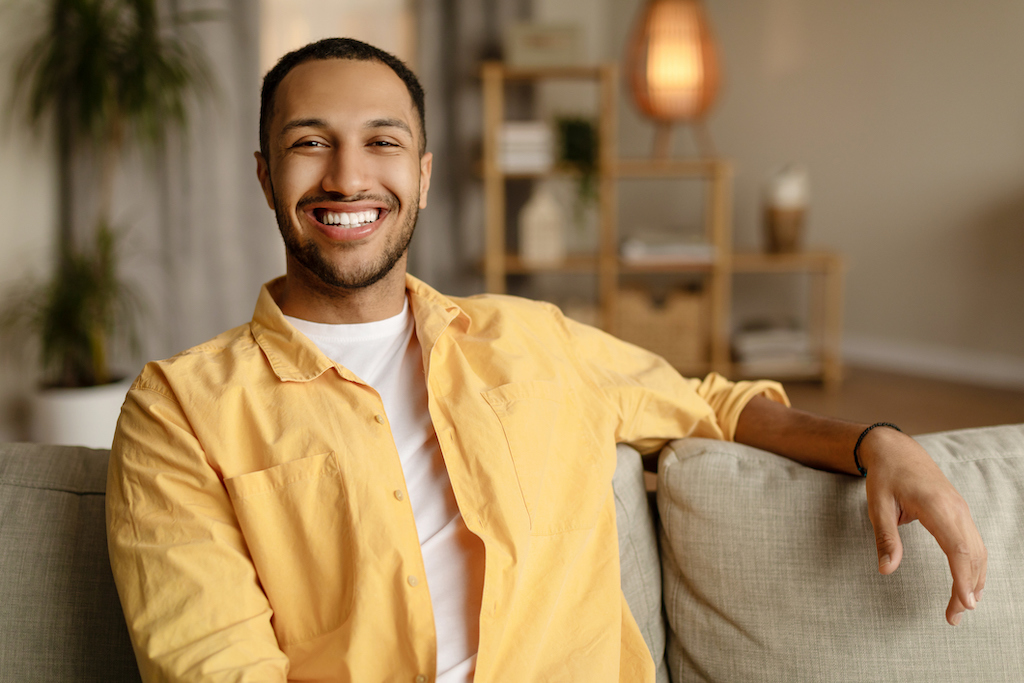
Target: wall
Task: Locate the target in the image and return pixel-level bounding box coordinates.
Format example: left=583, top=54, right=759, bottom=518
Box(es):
left=607, top=0, right=1024, bottom=386
left=0, top=1, right=58, bottom=440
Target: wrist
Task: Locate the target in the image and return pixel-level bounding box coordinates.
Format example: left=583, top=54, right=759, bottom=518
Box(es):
left=854, top=422, right=903, bottom=476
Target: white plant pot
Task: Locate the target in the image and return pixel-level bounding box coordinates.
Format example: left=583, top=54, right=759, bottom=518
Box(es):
left=30, top=378, right=134, bottom=449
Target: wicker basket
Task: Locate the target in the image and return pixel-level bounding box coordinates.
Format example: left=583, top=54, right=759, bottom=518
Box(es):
left=614, top=287, right=708, bottom=370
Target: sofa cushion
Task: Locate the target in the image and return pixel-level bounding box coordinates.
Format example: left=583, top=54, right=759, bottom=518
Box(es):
left=613, top=444, right=669, bottom=683
left=657, top=424, right=1024, bottom=683
left=0, top=443, right=140, bottom=682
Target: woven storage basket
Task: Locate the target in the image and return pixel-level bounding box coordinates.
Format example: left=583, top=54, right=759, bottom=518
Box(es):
left=615, top=287, right=708, bottom=371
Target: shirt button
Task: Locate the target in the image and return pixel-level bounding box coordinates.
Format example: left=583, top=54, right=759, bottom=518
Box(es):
left=375, top=414, right=385, bottom=424
left=416, top=676, right=427, bottom=683
left=394, top=490, right=404, bottom=501
left=407, top=575, right=418, bottom=587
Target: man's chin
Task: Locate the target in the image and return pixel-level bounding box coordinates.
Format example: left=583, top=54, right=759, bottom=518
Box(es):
left=292, top=248, right=407, bottom=292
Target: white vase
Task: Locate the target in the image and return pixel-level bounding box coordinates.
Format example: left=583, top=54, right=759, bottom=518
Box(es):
left=30, top=378, right=134, bottom=449
left=519, top=185, right=567, bottom=267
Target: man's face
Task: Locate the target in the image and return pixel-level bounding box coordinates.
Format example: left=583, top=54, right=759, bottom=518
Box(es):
left=256, top=58, right=432, bottom=290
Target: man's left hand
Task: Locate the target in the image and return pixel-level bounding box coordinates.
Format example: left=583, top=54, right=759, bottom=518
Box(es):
left=859, top=426, right=987, bottom=626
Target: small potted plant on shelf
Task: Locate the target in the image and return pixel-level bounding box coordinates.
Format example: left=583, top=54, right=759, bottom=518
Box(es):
left=3, top=0, right=213, bottom=447
left=555, top=116, right=599, bottom=249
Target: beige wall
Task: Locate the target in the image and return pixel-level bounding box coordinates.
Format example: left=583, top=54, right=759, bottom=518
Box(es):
left=608, top=0, right=1024, bottom=385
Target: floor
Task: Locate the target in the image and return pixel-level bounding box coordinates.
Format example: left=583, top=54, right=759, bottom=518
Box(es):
left=782, top=366, right=1024, bottom=436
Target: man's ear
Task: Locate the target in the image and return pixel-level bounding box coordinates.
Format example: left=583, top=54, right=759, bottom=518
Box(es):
left=418, top=151, right=433, bottom=209
left=255, top=152, right=276, bottom=210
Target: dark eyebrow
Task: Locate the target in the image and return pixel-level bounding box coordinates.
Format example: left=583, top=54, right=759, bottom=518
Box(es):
left=365, top=118, right=412, bottom=137
left=278, top=118, right=327, bottom=139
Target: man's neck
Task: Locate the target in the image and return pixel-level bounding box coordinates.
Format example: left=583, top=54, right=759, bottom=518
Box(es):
left=272, top=264, right=408, bottom=324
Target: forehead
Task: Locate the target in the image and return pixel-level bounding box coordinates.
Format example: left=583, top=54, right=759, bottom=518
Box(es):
left=271, top=58, right=417, bottom=135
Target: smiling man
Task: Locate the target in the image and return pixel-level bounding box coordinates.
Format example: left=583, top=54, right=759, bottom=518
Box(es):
left=107, top=38, right=986, bottom=683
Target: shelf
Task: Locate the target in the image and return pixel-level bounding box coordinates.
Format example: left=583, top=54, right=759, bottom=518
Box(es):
left=487, top=166, right=590, bottom=180
left=731, top=251, right=843, bottom=273
left=615, top=158, right=726, bottom=178
left=730, top=359, right=825, bottom=381
left=504, top=255, right=599, bottom=273
left=481, top=61, right=842, bottom=386
left=481, top=61, right=617, bottom=301
left=488, top=63, right=610, bottom=80
left=730, top=251, right=845, bottom=389
left=619, top=259, right=716, bottom=274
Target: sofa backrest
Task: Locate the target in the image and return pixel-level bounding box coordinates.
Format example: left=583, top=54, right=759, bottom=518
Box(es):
left=657, top=424, right=1024, bottom=683
left=0, top=441, right=667, bottom=683
left=0, top=443, right=140, bottom=682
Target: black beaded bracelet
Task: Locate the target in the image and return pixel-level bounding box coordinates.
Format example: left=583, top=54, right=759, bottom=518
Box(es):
left=853, top=422, right=902, bottom=477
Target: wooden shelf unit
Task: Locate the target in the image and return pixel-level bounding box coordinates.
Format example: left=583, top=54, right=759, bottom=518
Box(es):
left=481, top=61, right=843, bottom=385
left=731, top=251, right=845, bottom=389
left=481, top=61, right=619, bottom=328
left=614, top=157, right=734, bottom=374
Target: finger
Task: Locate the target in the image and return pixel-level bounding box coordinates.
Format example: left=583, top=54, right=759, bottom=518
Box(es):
left=926, top=506, right=986, bottom=616
left=946, top=590, right=965, bottom=626
left=867, top=496, right=904, bottom=575
left=970, top=525, right=988, bottom=601
left=948, top=522, right=986, bottom=626
left=975, top=558, right=987, bottom=602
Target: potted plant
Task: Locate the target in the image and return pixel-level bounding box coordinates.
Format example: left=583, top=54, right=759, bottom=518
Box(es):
left=555, top=116, right=600, bottom=251
left=4, top=0, right=213, bottom=447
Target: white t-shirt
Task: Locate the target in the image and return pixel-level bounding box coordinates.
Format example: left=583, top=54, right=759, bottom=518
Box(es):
left=285, top=300, right=484, bottom=682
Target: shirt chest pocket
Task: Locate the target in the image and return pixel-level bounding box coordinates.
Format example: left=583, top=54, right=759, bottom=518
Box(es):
left=224, top=451, right=352, bottom=646
left=483, top=381, right=612, bottom=535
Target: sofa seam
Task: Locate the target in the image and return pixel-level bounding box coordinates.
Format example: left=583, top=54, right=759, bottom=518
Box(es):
left=0, top=479, right=105, bottom=495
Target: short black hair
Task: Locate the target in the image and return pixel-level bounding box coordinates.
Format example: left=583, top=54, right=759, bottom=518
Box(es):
left=259, top=38, right=426, bottom=161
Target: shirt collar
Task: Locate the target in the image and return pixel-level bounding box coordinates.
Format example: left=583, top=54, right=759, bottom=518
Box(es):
left=250, top=274, right=470, bottom=382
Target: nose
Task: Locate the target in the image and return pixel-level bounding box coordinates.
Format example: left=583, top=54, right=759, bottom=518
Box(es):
left=321, top=143, right=370, bottom=197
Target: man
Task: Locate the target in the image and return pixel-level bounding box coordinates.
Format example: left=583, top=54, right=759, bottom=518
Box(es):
left=107, top=38, right=986, bottom=682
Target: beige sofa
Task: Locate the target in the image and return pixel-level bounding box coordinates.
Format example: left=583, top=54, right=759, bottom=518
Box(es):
left=615, top=423, right=1024, bottom=682
left=2, top=424, right=1022, bottom=681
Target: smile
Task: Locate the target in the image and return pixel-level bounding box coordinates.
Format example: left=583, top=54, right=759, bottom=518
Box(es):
left=315, top=208, right=381, bottom=227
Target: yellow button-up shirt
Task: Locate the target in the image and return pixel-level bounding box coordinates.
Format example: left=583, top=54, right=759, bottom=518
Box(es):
left=107, top=275, right=787, bottom=682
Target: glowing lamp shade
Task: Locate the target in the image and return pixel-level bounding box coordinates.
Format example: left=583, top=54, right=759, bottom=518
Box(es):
left=626, top=0, right=720, bottom=155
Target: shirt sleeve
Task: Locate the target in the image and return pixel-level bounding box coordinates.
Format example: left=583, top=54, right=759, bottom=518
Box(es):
left=551, top=305, right=790, bottom=453
left=106, top=371, right=290, bottom=682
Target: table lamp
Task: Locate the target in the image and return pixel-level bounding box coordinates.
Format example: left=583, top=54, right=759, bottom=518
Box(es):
left=625, top=0, right=720, bottom=158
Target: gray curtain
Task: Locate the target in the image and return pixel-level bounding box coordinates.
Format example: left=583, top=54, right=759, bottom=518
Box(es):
left=108, top=0, right=283, bottom=366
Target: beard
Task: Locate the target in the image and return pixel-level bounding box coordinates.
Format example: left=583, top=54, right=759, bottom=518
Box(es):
left=274, top=191, right=417, bottom=291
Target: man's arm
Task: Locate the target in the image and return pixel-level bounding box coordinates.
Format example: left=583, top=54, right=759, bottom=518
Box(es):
left=734, top=395, right=988, bottom=626
left=108, top=382, right=290, bottom=681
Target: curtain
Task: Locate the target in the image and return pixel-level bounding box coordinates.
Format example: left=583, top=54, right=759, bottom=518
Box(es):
left=113, top=0, right=283, bottom=366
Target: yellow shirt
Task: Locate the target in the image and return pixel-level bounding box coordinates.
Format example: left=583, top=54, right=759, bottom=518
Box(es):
left=107, top=275, right=787, bottom=682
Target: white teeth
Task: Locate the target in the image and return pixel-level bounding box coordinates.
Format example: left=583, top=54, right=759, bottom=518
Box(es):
left=320, top=209, right=380, bottom=227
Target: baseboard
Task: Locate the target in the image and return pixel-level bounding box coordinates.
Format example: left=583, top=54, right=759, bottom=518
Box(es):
left=843, top=335, right=1024, bottom=390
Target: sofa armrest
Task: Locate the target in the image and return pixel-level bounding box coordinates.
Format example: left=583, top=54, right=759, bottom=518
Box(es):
left=0, top=443, right=140, bottom=682
left=613, top=444, right=670, bottom=683
left=657, top=424, right=1024, bottom=683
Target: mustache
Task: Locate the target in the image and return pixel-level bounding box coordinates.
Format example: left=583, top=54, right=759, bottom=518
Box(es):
left=296, top=192, right=399, bottom=211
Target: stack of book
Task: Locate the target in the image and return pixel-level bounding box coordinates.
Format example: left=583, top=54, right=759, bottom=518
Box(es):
left=620, top=234, right=716, bottom=266
left=732, top=327, right=819, bottom=376
left=499, top=122, right=554, bottom=173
